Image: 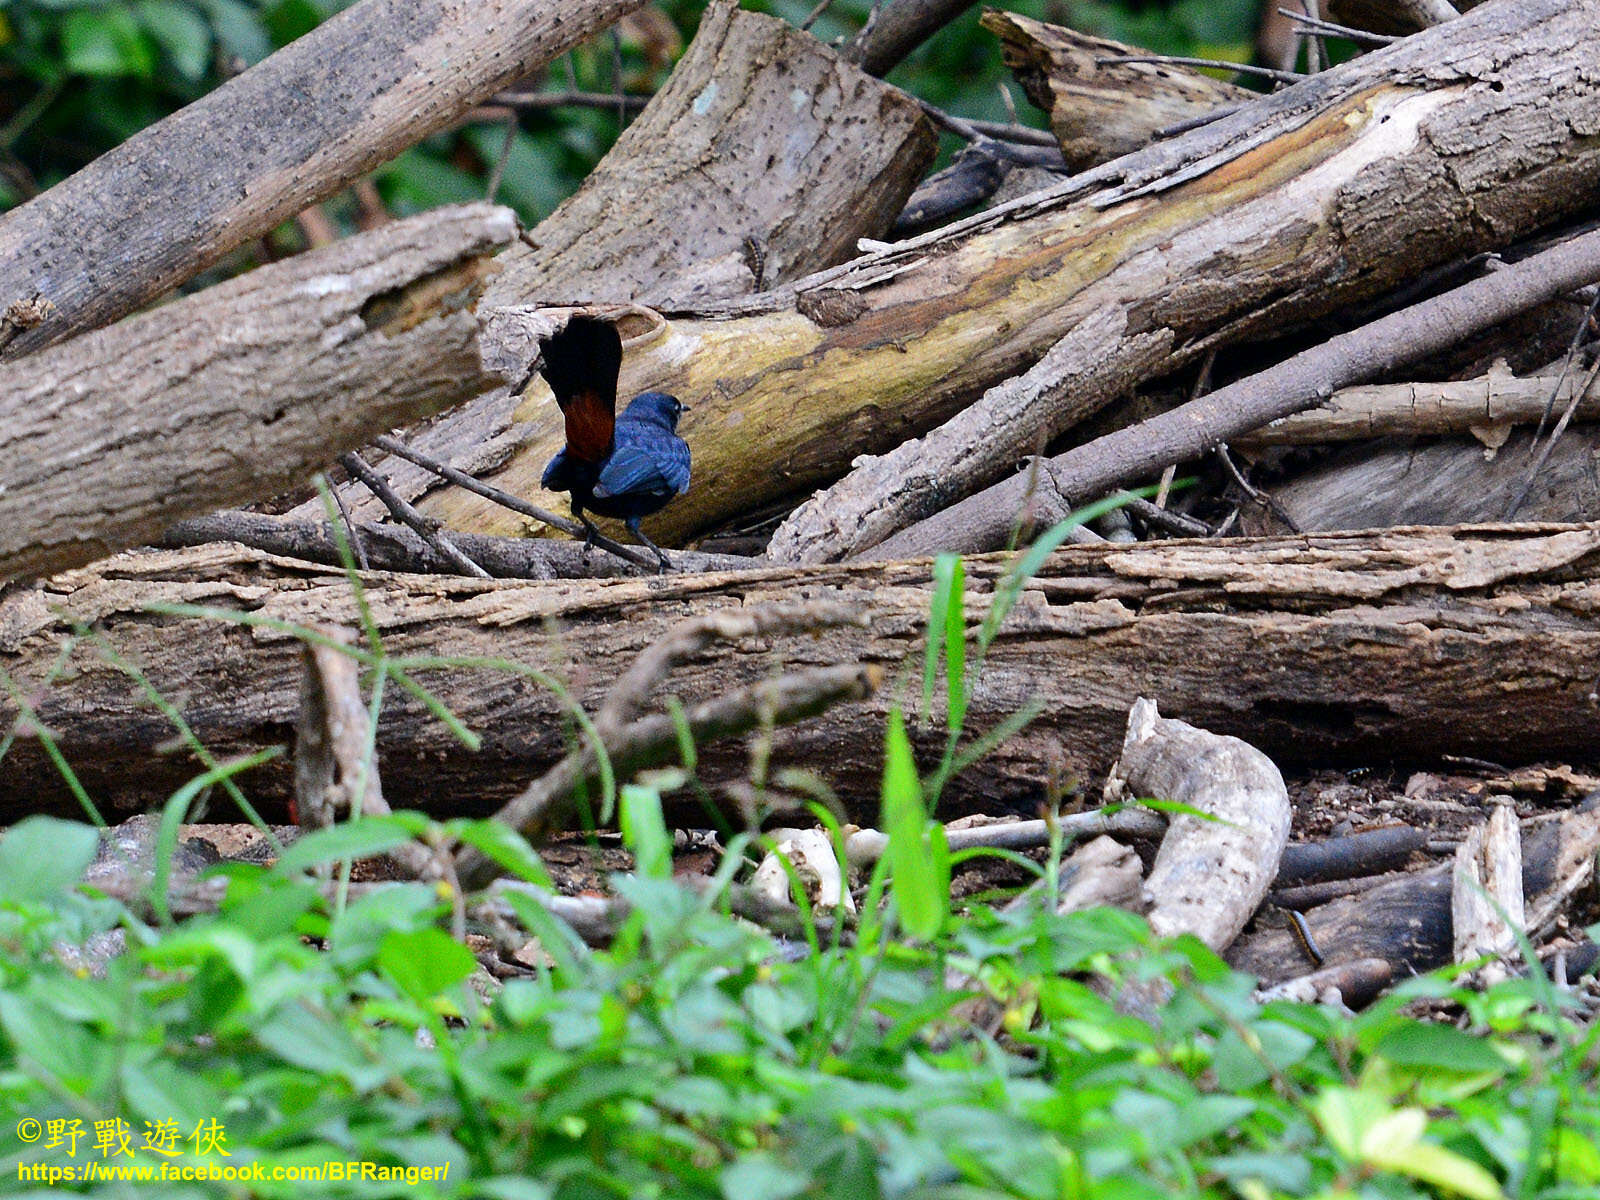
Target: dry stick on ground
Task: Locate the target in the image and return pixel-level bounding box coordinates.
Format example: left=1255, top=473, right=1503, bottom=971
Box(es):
left=160, top=512, right=755, bottom=579
left=0, top=204, right=517, bottom=586
left=843, top=808, right=1168, bottom=866
left=492, top=89, right=651, bottom=114
left=1452, top=802, right=1523, bottom=984
left=0, top=0, right=647, bottom=357
left=1277, top=825, right=1427, bottom=886
left=872, top=223, right=1600, bottom=559
left=1507, top=349, right=1600, bottom=519
left=339, top=453, right=491, bottom=580
left=765, top=0, right=1600, bottom=563
left=1280, top=7, right=1400, bottom=46
left=454, top=664, right=882, bottom=889
left=1230, top=805, right=1598, bottom=986
left=370, top=434, right=660, bottom=572
left=593, top=602, right=870, bottom=734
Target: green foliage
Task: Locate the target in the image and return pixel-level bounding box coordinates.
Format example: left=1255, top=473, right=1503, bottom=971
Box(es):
left=3, top=801, right=1599, bottom=1197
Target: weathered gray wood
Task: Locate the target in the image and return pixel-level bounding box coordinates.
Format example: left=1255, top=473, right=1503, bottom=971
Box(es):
left=0, top=0, right=645, bottom=355
left=769, top=0, right=1600, bottom=562
left=6, top=525, right=1600, bottom=823
left=0, top=204, right=516, bottom=585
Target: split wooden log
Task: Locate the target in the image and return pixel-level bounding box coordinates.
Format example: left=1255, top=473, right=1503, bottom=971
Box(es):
left=1229, top=804, right=1599, bottom=986
left=322, top=0, right=935, bottom=526
left=1452, top=801, right=1523, bottom=983
left=0, top=0, right=645, bottom=356
left=768, top=0, right=1600, bottom=562
left=1104, top=699, right=1289, bottom=952
left=0, top=204, right=517, bottom=586
left=982, top=12, right=1251, bottom=171
left=9, top=525, right=1600, bottom=825
left=1328, top=0, right=1464, bottom=35
left=484, top=0, right=935, bottom=308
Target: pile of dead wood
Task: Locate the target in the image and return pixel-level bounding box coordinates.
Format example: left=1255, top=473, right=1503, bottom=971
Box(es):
left=3, top=0, right=1600, bottom=1006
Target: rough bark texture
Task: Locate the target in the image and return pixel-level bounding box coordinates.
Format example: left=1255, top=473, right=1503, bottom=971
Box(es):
left=1240, top=430, right=1600, bottom=534
left=983, top=11, right=1251, bottom=171
left=7, top=525, right=1600, bottom=824
left=0, top=0, right=645, bottom=356
left=331, top=0, right=1600, bottom=555
left=770, top=0, right=1600, bottom=563
left=322, top=0, right=935, bottom=528
left=0, top=204, right=517, bottom=586
left=485, top=0, right=936, bottom=308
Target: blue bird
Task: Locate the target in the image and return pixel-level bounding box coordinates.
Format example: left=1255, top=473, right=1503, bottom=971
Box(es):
left=538, top=316, right=691, bottom=572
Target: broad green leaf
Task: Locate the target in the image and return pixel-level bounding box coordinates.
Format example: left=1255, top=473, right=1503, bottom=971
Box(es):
left=0, top=816, right=99, bottom=902
left=620, top=784, right=672, bottom=880
left=134, top=0, right=211, bottom=78
left=379, top=927, right=476, bottom=1003
left=446, top=819, right=551, bottom=887
left=1377, top=1021, right=1508, bottom=1073
left=63, top=7, right=154, bottom=77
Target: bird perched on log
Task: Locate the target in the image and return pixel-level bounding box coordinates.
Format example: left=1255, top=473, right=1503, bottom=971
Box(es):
left=538, top=314, right=690, bottom=572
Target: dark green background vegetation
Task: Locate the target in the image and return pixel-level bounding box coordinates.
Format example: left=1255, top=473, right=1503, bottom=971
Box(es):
left=0, top=0, right=1260, bottom=235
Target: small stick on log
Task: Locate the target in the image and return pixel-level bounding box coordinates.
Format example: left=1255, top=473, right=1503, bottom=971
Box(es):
left=595, top=602, right=869, bottom=734
left=338, top=453, right=491, bottom=580
left=1233, top=364, right=1600, bottom=449
left=1255, top=958, right=1393, bottom=1009
left=161, top=512, right=755, bottom=579
left=1104, top=698, right=1289, bottom=952
left=371, top=433, right=662, bottom=573
left=1269, top=870, right=1411, bottom=910
left=1277, top=825, right=1427, bottom=887
left=1452, top=801, right=1524, bottom=984
left=873, top=224, right=1600, bottom=559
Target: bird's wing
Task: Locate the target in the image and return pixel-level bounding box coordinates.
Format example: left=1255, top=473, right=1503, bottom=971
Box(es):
left=538, top=316, right=620, bottom=461
left=592, top=437, right=690, bottom=500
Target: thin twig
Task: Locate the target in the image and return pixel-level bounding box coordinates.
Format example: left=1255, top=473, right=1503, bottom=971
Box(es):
left=485, top=111, right=516, bottom=202
left=331, top=481, right=370, bottom=570
left=918, top=101, right=1064, bottom=167
left=1505, top=352, right=1600, bottom=519
left=493, top=89, right=652, bottom=113
left=800, top=0, right=838, bottom=31
left=1216, top=443, right=1301, bottom=533
left=610, top=27, right=627, bottom=130
left=1122, top=495, right=1212, bottom=538
left=595, top=602, right=868, bottom=735
left=455, top=664, right=882, bottom=888
left=338, top=452, right=491, bottom=579
left=370, top=434, right=658, bottom=572
left=1096, top=54, right=1305, bottom=86
left=1279, top=6, right=1399, bottom=46
left=1154, top=104, right=1243, bottom=140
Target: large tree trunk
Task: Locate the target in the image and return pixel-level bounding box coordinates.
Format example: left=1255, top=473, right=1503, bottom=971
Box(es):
left=0, top=0, right=645, bottom=356
left=314, top=0, right=936, bottom=524
left=6, top=525, right=1600, bottom=824
left=369, top=0, right=1597, bottom=558
left=0, top=205, right=516, bottom=586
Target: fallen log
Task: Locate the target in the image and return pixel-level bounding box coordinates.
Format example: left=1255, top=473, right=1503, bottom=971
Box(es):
left=0, top=0, right=645, bottom=356
left=0, top=204, right=516, bottom=586
left=982, top=12, right=1250, bottom=171
left=326, top=0, right=1600, bottom=555
left=6, top=525, right=1600, bottom=824
left=768, top=0, right=1600, bottom=561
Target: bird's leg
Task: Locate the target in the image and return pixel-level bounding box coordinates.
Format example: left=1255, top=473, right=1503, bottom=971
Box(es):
left=626, top=518, right=673, bottom=574
left=574, top=507, right=605, bottom=559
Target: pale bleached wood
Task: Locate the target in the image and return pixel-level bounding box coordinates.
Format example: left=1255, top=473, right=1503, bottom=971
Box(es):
left=1452, top=801, right=1524, bottom=981
left=1104, top=699, right=1289, bottom=952
left=0, top=204, right=516, bottom=585
left=0, top=0, right=646, bottom=355
left=7, top=525, right=1600, bottom=823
